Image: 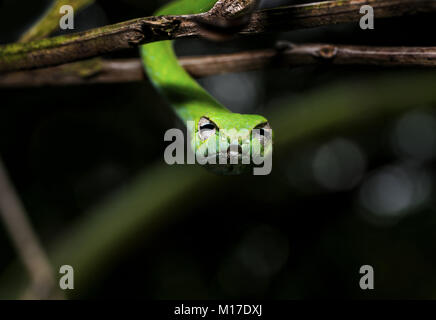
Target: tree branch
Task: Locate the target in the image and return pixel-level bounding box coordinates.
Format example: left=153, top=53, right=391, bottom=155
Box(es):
left=1, top=43, right=435, bottom=87
left=0, top=0, right=435, bottom=73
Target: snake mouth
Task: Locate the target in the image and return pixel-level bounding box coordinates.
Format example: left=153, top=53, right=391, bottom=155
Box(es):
left=197, top=142, right=271, bottom=164
left=201, top=145, right=248, bottom=164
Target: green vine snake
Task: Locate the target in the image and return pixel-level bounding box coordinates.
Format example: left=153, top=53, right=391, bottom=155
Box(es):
left=140, top=0, right=273, bottom=175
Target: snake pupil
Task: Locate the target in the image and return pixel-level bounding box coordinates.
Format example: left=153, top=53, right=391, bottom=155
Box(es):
left=200, top=123, right=215, bottom=131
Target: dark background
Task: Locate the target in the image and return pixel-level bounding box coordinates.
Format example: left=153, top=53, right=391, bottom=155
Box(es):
left=1, top=0, right=436, bottom=299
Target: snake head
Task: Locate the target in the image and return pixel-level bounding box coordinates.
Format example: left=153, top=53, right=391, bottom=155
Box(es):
left=193, top=114, right=273, bottom=175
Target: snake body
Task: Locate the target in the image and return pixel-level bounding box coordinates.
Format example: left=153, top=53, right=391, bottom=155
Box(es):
left=141, top=0, right=272, bottom=174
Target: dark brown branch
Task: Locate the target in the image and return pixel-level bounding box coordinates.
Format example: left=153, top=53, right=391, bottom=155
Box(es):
left=1, top=43, right=435, bottom=87
left=0, top=0, right=435, bottom=73
left=243, top=0, right=436, bottom=34
left=183, top=44, right=436, bottom=75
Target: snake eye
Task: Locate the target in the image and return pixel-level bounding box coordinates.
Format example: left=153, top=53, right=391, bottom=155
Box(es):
left=198, top=117, right=217, bottom=141
left=252, top=122, right=272, bottom=146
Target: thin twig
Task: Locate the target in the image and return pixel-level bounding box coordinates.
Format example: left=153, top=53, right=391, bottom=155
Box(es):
left=0, top=0, right=434, bottom=72
left=19, top=0, right=95, bottom=43
left=1, top=43, right=435, bottom=87
left=0, top=0, right=76, bottom=301
left=0, top=158, right=59, bottom=299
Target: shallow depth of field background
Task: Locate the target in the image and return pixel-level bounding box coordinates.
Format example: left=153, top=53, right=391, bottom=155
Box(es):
left=1, top=0, right=436, bottom=299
